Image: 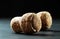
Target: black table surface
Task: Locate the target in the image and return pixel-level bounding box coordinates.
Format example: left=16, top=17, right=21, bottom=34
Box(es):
left=0, top=18, right=60, bottom=39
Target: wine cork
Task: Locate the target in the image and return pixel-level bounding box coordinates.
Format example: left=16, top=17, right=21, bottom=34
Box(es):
left=37, top=11, right=52, bottom=30
left=10, top=17, right=22, bottom=33
left=21, top=13, right=42, bottom=34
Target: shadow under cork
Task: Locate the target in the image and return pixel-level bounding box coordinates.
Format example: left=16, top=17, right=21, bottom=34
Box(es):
left=14, top=30, right=60, bottom=36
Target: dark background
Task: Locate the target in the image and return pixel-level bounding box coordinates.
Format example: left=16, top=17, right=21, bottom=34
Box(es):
left=0, top=0, right=60, bottom=19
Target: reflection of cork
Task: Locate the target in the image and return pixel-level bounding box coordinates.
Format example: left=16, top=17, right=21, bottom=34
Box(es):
left=21, top=13, right=42, bottom=34
left=37, top=11, right=52, bottom=30
left=10, top=17, right=22, bottom=33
